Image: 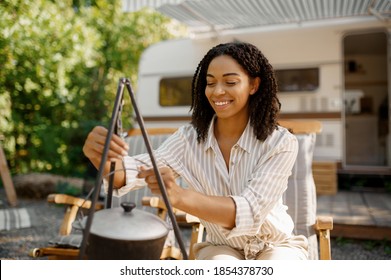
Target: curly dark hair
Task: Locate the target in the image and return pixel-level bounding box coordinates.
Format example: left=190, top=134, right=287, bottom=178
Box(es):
left=190, top=41, right=281, bottom=143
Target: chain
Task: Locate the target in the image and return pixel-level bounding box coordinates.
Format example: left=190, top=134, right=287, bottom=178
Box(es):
left=116, top=98, right=124, bottom=138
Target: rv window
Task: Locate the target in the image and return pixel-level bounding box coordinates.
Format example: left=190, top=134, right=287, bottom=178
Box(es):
left=159, top=77, right=192, bottom=106
left=276, top=68, right=319, bottom=92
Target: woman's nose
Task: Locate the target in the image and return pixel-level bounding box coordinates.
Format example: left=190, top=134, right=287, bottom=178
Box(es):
left=213, top=83, right=225, bottom=95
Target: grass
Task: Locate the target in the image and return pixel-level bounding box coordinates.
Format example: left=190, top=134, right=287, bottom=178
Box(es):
left=335, top=237, right=391, bottom=256
left=338, top=173, right=391, bottom=192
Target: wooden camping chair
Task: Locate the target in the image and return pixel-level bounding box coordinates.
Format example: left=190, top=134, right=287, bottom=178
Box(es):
left=29, top=193, right=104, bottom=259
left=142, top=120, right=333, bottom=260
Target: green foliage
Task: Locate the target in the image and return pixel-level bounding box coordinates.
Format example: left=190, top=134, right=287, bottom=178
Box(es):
left=363, top=239, right=391, bottom=256
left=384, top=240, right=391, bottom=255
left=335, top=237, right=351, bottom=246
left=0, top=0, right=185, bottom=178
left=335, top=237, right=391, bottom=256
left=55, top=181, right=83, bottom=196
left=385, top=178, right=391, bottom=193
left=363, top=239, right=379, bottom=250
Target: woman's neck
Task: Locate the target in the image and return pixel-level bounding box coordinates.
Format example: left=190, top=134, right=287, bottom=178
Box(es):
left=213, top=116, right=249, bottom=171
left=214, top=115, right=249, bottom=141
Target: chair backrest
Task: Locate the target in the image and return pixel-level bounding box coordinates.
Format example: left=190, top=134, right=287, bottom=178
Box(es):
left=279, top=120, right=321, bottom=260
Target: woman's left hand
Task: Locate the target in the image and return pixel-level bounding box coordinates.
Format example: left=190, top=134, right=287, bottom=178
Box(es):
left=137, top=166, right=182, bottom=206
left=138, top=166, right=236, bottom=229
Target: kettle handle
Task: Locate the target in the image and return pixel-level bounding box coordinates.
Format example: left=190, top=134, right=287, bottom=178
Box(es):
left=121, top=202, right=136, bottom=213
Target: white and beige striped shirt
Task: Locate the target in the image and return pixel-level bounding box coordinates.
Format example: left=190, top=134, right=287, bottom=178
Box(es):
left=116, top=118, right=299, bottom=258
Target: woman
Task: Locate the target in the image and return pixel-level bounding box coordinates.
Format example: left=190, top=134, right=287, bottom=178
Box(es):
left=83, top=42, right=308, bottom=260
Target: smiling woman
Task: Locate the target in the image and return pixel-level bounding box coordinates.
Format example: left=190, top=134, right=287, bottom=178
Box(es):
left=82, top=42, right=311, bottom=260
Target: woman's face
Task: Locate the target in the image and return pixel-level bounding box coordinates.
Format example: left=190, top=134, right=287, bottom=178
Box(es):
left=205, top=55, right=259, bottom=121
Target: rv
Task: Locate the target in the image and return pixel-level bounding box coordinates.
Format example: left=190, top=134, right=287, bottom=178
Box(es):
left=134, top=16, right=390, bottom=183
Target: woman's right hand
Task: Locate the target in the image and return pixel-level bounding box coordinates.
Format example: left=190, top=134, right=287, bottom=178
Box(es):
left=83, top=126, right=129, bottom=164
left=83, top=126, right=129, bottom=188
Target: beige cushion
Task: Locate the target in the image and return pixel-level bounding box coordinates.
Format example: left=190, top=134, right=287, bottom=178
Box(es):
left=283, top=133, right=318, bottom=260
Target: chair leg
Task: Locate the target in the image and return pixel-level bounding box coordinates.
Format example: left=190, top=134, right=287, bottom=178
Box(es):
left=29, top=247, right=80, bottom=259
left=59, top=205, right=79, bottom=235
left=160, top=246, right=183, bottom=260
left=318, top=229, right=331, bottom=260
left=189, top=223, right=204, bottom=260
left=314, top=216, right=333, bottom=260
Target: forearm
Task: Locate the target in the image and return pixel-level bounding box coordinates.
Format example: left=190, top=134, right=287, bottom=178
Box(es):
left=90, top=157, right=125, bottom=188
left=137, top=165, right=236, bottom=229
left=174, top=188, right=236, bottom=229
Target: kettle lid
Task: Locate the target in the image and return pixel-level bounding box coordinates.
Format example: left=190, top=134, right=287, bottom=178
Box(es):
left=89, top=202, right=169, bottom=241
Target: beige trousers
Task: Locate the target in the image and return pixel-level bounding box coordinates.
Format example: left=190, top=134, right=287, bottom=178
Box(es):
left=193, top=235, right=308, bottom=260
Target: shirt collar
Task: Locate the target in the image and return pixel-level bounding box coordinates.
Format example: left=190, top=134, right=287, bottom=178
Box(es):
left=204, top=116, right=217, bottom=152
left=204, top=115, right=254, bottom=154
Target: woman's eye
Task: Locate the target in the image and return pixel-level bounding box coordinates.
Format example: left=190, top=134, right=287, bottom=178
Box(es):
left=226, top=81, right=237, bottom=85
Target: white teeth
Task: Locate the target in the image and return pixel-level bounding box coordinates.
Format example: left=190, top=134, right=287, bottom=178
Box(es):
left=215, top=101, right=230, bottom=106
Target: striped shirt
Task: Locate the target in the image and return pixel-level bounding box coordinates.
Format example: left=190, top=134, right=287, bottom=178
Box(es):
left=116, top=118, right=299, bottom=258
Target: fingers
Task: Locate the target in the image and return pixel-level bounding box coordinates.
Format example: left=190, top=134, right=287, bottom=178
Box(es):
left=83, top=126, right=129, bottom=161
left=94, top=126, right=129, bottom=154
left=137, top=166, right=171, bottom=179
left=140, top=168, right=160, bottom=194
left=137, top=166, right=154, bottom=178
left=138, top=166, right=173, bottom=195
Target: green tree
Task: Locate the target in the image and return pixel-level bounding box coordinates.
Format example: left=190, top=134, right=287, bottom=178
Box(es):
left=0, top=0, right=184, bottom=178
left=1, top=0, right=101, bottom=176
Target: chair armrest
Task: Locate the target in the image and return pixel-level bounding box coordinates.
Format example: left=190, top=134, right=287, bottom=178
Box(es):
left=47, top=193, right=104, bottom=210
left=48, top=194, right=89, bottom=209
left=186, top=213, right=200, bottom=224
left=47, top=193, right=103, bottom=236
left=314, top=216, right=333, bottom=231
left=141, top=196, right=187, bottom=222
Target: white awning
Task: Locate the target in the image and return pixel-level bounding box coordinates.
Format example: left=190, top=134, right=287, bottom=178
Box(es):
left=123, top=0, right=390, bottom=34
left=122, top=0, right=184, bottom=12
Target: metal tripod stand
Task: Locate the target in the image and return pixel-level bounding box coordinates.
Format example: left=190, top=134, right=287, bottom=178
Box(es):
left=78, top=78, right=188, bottom=260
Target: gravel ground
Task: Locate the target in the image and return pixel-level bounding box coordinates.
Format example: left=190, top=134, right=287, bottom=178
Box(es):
left=1, top=189, right=390, bottom=260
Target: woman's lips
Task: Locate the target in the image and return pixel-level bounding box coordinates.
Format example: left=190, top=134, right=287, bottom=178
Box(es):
left=214, top=100, right=233, bottom=109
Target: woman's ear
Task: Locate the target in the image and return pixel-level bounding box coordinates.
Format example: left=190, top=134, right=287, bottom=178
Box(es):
left=250, top=77, right=261, bottom=95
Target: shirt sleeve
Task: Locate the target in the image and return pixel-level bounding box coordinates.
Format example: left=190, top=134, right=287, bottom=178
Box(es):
left=226, top=133, right=298, bottom=238
left=103, top=129, right=186, bottom=197
left=103, top=156, right=147, bottom=197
